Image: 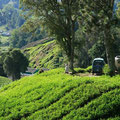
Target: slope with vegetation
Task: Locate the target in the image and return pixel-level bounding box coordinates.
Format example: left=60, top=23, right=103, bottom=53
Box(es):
left=23, top=38, right=66, bottom=69
left=0, top=76, right=11, bottom=88
left=0, top=0, right=25, bottom=48
left=0, top=68, right=120, bottom=120
left=0, top=0, right=23, bottom=29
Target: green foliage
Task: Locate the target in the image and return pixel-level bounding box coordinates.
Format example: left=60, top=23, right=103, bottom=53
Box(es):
left=3, top=48, right=29, bottom=80
left=74, top=67, right=85, bottom=73
left=0, top=0, right=19, bottom=9
left=20, top=0, right=83, bottom=71
left=0, top=0, right=24, bottom=33
left=10, top=28, right=47, bottom=48
left=23, top=40, right=66, bottom=69
left=0, top=36, right=9, bottom=47
left=10, top=29, right=28, bottom=48
left=0, top=68, right=120, bottom=119
left=88, top=40, right=106, bottom=61
left=0, top=64, right=7, bottom=77
left=74, top=28, right=91, bottom=68
left=80, top=0, right=117, bottom=76
left=103, top=64, right=111, bottom=75
left=0, top=76, right=11, bottom=88
left=85, top=65, right=92, bottom=72
left=75, top=66, right=92, bottom=73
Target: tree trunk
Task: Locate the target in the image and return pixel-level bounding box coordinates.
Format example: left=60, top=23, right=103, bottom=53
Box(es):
left=69, top=21, right=75, bottom=73
left=69, top=52, right=74, bottom=72
left=104, top=28, right=115, bottom=76
left=12, top=72, right=21, bottom=81
left=16, top=72, right=21, bottom=80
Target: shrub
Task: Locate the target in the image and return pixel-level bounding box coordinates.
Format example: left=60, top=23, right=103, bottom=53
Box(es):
left=103, top=64, right=111, bottom=75
left=75, top=66, right=92, bottom=73
left=85, top=66, right=92, bottom=73
left=74, top=68, right=85, bottom=73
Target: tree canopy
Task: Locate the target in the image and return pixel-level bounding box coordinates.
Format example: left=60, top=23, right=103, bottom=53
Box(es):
left=19, top=0, right=120, bottom=75
left=0, top=1, right=25, bottom=29
left=20, top=0, right=83, bottom=72
left=79, top=0, right=118, bottom=76
left=3, top=49, right=29, bottom=80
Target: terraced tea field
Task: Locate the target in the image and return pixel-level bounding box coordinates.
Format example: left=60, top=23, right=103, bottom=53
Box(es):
left=0, top=76, right=11, bottom=88
left=0, top=68, right=120, bottom=120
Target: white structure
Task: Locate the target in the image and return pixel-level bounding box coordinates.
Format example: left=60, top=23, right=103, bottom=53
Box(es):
left=65, top=64, right=69, bottom=73
left=115, top=56, right=120, bottom=70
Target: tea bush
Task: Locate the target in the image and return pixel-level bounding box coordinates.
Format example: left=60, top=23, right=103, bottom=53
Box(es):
left=75, top=66, right=92, bottom=73
left=0, top=76, right=11, bottom=88
left=0, top=68, right=120, bottom=120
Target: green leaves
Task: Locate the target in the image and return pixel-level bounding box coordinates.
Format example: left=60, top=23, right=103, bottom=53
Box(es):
left=0, top=76, right=11, bottom=88
left=3, top=49, right=29, bottom=80
left=0, top=68, right=120, bottom=119
left=20, top=0, right=83, bottom=71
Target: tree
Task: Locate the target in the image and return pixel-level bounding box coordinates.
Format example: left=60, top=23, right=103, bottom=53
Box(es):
left=0, top=1, right=25, bottom=29
left=0, top=51, right=8, bottom=77
left=10, top=29, right=28, bottom=48
left=10, top=27, right=46, bottom=48
left=3, top=49, right=29, bottom=81
left=80, top=0, right=117, bottom=76
left=88, top=40, right=106, bottom=62
left=20, top=0, right=81, bottom=72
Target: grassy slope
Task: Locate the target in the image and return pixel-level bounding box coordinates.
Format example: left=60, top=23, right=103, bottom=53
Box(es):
left=0, top=76, right=11, bottom=88
left=23, top=39, right=66, bottom=69
left=0, top=68, right=120, bottom=120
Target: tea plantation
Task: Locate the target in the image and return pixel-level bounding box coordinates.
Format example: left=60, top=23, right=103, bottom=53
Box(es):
left=0, top=76, right=11, bottom=88
left=23, top=40, right=66, bottom=69
left=0, top=68, right=120, bottom=120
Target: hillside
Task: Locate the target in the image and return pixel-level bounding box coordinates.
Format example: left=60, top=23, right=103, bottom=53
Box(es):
left=0, top=76, right=11, bottom=88
left=0, top=69, right=120, bottom=119
left=23, top=38, right=66, bottom=69
left=0, top=0, right=19, bottom=9
left=0, top=0, right=25, bottom=48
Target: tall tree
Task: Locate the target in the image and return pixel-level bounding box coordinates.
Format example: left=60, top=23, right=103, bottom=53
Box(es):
left=80, top=0, right=117, bottom=76
left=20, top=0, right=81, bottom=72
left=3, top=49, right=29, bottom=81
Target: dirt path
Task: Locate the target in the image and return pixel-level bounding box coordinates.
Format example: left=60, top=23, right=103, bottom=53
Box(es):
left=75, top=73, right=100, bottom=77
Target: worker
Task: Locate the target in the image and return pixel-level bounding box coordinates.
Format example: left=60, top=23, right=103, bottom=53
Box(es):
left=65, top=63, right=69, bottom=73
